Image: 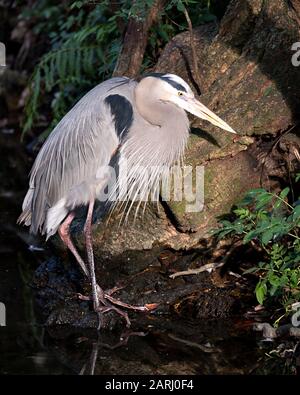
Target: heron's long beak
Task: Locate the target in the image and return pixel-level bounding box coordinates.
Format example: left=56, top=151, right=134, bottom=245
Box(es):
left=179, top=97, right=236, bottom=134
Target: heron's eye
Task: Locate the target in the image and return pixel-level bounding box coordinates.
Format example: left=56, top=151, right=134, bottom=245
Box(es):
left=178, top=91, right=183, bottom=96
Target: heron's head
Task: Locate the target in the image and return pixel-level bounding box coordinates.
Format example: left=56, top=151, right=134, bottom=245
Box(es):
left=138, top=73, right=236, bottom=134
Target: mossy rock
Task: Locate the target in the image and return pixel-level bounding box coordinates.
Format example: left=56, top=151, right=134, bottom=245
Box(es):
left=65, top=0, right=299, bottom=259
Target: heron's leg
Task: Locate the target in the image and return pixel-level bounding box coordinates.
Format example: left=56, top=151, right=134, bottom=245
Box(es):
left=84, top=198, right=102, bottom=312
left=58, top=212, right=90, bottom=278
left=83, top=198, right=158, bottom=328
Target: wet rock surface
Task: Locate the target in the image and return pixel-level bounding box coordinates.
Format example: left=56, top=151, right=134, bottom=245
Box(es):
left=32, top=244, right=255, bottom=331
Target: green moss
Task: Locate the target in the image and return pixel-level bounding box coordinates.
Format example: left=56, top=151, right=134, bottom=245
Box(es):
left=263, top=86, right=273, bottom=97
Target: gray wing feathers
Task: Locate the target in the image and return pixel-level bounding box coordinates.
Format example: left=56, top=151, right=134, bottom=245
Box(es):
left=19, top=77, right=133, bottom=236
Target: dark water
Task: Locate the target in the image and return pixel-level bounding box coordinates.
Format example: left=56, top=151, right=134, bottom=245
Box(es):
left=0, top=131, right=296, bottom=375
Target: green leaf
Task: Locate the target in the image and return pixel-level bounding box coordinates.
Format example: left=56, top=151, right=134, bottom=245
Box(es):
left=268, top=274, right=280, bottom=287
left=243, top=230, right=258, bottom=244
left=273, top=188, right=290, bottom=210
left=261, top=229, right=273, bottom=245
left=158, top=26, right=170, bottom=42
left=176, top=1, right=185, bottom=12
left=216, top=229, right=235, bottom=239
left=279, top=187, right=290, bottom=200
left=255, top=192, right=273, bottom=210
left=32, top=69, right=41, bottom=110
left=269, top=285, right=279, bottom=296
left=247, top=188, right=267, bottom=196
left=233, top=208, right=250, bottom=219
left=243, top=267, right=260, bottom=274
left=219, top=220, right=233, bottom=227
left=293, top=204, right=300, bottom=220
left=263, top=86, right=272, bottom=97
left=239, top=195, right=254, bottom=206
left=70, top=1, right=84, bottom=10
left=255, top=281, right=267, bottom=305
left=273, top=197, right=283, bottom=210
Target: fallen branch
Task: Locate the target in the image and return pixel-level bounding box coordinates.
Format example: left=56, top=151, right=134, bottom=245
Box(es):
left=169, top=261, right=225, bottom=279
left=170, top=240, right=243, bottom=279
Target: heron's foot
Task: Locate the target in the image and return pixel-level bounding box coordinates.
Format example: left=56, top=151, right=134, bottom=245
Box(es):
left=96, top=304, right=131, bottom=328
left=96, top=293, right=157, bottom=328
left=77, top=290, right=131, bottom=328
left=91, top=283, right=158, bottom=313
left=77, top=284, right=158, bottom=329
left=76, top=284, right=123, bottom=302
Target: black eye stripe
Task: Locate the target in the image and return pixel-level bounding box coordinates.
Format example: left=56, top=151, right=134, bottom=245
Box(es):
left=162, top=77, right=187, bottom=93
left=142, top=73, right=188, bottom=93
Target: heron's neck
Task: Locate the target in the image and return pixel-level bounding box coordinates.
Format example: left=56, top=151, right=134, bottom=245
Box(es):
left=131, top=98, right=190, bottom=166
left=116, top=97, right=190, bottom=207
left=136, top=95, right=179, bottom=125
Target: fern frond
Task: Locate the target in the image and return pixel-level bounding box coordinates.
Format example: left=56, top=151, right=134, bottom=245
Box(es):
left=23, top=9, right=120, bottom=138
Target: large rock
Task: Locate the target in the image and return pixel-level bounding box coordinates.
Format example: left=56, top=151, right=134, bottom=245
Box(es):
left=67, top=0, right=299, bottom=259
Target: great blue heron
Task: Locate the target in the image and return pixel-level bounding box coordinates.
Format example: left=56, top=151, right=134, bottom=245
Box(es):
left=18, top=73, right=235, bottom=328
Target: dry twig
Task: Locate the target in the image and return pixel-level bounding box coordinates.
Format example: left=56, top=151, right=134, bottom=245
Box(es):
left=182, top=5, right=201, bottom=90
left=169, top=261, right=225, bottom=279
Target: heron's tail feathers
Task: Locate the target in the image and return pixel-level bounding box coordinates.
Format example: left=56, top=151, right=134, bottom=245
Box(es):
left=17, top=210, right=32, bottom=226
left=45, top=198, right=68, bottom=240
left=17, top=187, right=34, bottom=226
left=17, top=184, right=68, bottom=239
